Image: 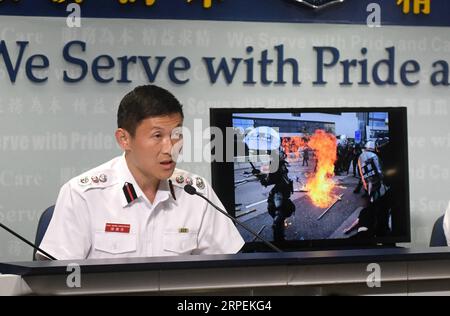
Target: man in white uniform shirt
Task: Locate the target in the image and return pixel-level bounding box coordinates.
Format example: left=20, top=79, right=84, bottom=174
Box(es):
left=38, top=85, right=244, bottom=260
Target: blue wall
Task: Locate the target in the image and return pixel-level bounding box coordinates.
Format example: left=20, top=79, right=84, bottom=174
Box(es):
left=0, top=0, right=448, bottom=27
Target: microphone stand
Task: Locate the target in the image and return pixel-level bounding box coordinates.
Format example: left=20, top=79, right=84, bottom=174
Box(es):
left=0, top=222, right=57, bottom=260
left=187, top=187, right=283, bottom=253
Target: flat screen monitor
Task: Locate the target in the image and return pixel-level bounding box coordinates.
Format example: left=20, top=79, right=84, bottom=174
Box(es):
left=210, top=107, right=410, bottom=251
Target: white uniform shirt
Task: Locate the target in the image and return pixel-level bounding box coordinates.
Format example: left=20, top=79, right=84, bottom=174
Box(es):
left=39, top=155, right=245, bottom=260
left=443, top=201, right=450, bottom=246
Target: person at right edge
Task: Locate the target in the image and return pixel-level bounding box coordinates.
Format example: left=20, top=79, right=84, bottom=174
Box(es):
left=443, top=201, right=450, bottom=246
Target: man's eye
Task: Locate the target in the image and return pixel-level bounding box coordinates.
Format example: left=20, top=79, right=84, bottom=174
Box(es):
left=153, top=134, right=162, bottom=139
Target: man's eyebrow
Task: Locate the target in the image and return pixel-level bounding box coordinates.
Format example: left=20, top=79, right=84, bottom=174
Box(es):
left=150, top=124, right=182, bottom=131
left=150, top=127, right=164, bottom=132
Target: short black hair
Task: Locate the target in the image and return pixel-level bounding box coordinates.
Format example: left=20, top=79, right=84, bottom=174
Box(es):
left=117, top=85, right=184, bottom=136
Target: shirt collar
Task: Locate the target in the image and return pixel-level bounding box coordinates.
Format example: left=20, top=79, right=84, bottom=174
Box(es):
left=117, top=154, right=177, bottom=208
left=155, top=179, right=177, bottom=207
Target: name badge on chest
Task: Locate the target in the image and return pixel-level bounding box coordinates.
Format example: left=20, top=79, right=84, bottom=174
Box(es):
left=105, top=223, right=131, bottom=234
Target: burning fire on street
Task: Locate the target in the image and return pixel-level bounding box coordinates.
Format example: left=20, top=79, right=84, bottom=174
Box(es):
left=306, top=130, right=338, bottom=208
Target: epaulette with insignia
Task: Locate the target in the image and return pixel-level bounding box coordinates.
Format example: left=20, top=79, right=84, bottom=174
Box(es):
left=170, top=169, right=207, bottom=192
left=77, top=171, right=116, bottom=191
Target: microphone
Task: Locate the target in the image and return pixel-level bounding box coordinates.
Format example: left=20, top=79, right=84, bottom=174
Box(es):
left=0, top=222, right=57, bottom=261
left=184, top=185, right=283, bottom=253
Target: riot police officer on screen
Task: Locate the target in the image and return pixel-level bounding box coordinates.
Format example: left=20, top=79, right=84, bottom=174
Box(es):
left=252, top=148, right=296, bottom=242
left=345, top=140, right=391, bottom=238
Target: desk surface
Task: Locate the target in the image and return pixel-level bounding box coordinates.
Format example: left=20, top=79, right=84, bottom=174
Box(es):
left=2, top=247, right=450, bottom=276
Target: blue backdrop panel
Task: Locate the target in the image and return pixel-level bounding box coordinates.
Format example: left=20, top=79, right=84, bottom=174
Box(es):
left=0, top=0, right=448, bottom=27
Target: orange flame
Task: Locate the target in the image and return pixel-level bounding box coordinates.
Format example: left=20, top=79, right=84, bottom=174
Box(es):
left=307, top=130, right=337, bottom=208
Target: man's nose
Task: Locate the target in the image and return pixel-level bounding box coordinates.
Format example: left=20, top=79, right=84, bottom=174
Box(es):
left=161, top=137, right=174, bottom=155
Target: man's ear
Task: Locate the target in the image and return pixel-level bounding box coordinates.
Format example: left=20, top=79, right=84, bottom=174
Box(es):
left=115, top=128, right=132, bottom=151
